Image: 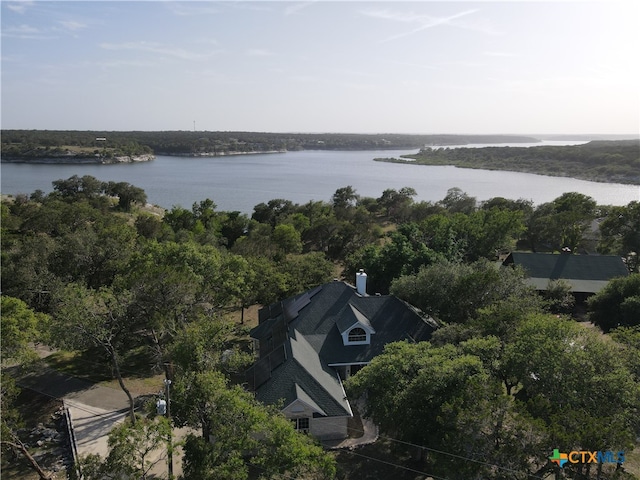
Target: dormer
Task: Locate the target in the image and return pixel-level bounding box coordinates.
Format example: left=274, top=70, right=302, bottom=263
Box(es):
left=336, top=304, right=375, bottom=346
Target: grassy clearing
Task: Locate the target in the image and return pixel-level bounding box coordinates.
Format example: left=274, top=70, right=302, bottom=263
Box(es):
left=43, top=347, right=168, bottom=397
left=59, top=145, right=101, bottom=154
left=224, top=304, right=261, bottom=329
left=44, top=350, right=113, bottom=383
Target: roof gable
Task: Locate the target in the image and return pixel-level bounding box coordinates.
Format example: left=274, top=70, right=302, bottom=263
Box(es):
left=254, top=330, right=352, bottom=418
left=335, top=303, right=375, bottom=334
left=291, top=384, right=327, bottom=416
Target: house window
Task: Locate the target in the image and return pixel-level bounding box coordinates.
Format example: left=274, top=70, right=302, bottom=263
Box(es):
left=348, top=327, right=367, bottom=343
left=291, top=417, right=310, bottom=432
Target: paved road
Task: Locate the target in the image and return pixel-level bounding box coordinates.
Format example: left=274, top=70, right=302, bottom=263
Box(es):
left=17, top=365, right=130, bottom=456
left=15, top=362, right=185, bottom=478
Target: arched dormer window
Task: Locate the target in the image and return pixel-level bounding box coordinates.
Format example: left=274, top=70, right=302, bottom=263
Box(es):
left=338, top=304, right=375, bottom=346
left=348, top=327, right=367, bottom=343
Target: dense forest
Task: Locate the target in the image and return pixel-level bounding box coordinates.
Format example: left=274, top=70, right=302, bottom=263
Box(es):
left=0, top=130, right=539, bottom=159
left=2, top=176, right=639, bottom=479
left=377, top=139, right=640, bottom=185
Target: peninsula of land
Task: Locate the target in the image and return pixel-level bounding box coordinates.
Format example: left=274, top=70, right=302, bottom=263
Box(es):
left=375, top=139, right=640, bottom=185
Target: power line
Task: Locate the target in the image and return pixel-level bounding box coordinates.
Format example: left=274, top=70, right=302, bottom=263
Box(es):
left=13, top=360, right=546, bottom=479
left=13, top=375, right=544, bottom=480
left=340, top=449, right=450, bottom=480
left=14, top=374, right=437, bottom=479
left=315, top=415, right=546, bottom=480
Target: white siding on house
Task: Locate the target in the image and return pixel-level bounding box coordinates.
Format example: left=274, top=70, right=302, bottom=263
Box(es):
left=283, top=399, right=317, bottom=418
left=311, top=416, right=349, bottom=440
left=282, top=399, right=349, bottom=440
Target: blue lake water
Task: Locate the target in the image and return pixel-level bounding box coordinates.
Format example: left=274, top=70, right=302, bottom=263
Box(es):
left=2, top=147, right=638, bottom=213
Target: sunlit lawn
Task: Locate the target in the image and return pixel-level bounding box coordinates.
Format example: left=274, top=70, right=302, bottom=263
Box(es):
left=44, top=347, right=164, bottom=396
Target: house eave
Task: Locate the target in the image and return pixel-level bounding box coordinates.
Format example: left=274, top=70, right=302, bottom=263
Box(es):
left=327, top=361, right=370, bottom=367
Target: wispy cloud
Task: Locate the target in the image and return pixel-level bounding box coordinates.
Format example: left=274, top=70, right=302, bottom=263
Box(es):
left=391, top=60, right=441, bottom=71
left=483, top=51, right=518, bottom=58
left=195, top=38, right=220, bottom=47
left=246, top=48, right=275, bottom=57
left=5, top=1, right=34, bottom=14
left=1, top=24, right=56, bottom=40
left=362, top=8, right=499, bottom=43
left=58, top=20, right=88, bottom=31
left=87, top=59, right=160, bottom=71
left=224, top=2, right=271, bottom=13
left=4, top=24, right=39, bottom=34
left=99, top=41, right=214, bottom=61
left=444, top=60, right=487, bottom=69
left=165, top=2, right=220, bottom=17
left=497, top=74, right=622, bottom=95
left=283, top=1, right=318, bottom=16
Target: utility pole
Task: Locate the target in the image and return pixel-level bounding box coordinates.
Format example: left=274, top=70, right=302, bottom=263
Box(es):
left=164, top=366, right=174, bottom=480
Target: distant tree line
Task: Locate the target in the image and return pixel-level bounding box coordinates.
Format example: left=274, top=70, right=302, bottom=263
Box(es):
left=379, top=139, right=640, bottom=185
left=1, top=129, right=539, bottom=158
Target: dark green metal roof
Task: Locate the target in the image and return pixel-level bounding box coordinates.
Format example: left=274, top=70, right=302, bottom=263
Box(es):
left=503, top=252, right=629, bottom=293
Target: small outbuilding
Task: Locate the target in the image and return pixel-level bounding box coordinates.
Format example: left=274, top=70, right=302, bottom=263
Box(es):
left=502, top=252, right=629, bottom=302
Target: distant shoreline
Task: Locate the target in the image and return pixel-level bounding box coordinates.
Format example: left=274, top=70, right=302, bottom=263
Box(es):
left=1, top=154, right=155, bottom=165
left=160, top=149, right=286, bottom=157
left=0, top=151, right=292, bottom=164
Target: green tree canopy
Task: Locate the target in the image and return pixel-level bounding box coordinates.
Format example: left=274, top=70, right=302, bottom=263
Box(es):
left=504, top=314, right=639, bottom=456
left=390, top=258, right=537, bottom=324
left=598, top=201, right=640, bottom=271
left=80, top=416, right=172, bottom=480
left=0, top=296, right=46, bottom=364
left=588, top=273, right=640, bottom=332
left=525, top=192, right=597, bottom=252
left=346, top=341, right=547, bottom=479
left=50, top=283, right=137, bottom=423
left=438, top=187, right=477, bottom=214
left=173, top=371, right=336, bottom=480
left=347, top=313, right=640, bottom=479
left=104, top=181, right=147, bottom=211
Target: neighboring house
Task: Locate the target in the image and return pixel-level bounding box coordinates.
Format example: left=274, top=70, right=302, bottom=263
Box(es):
left=246, top=271, right=437, bottom=440
left=503, top=252, right=629, bottom=302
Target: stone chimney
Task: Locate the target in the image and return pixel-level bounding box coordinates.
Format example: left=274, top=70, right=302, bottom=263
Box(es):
left=356, top=269, right=367, bottom=296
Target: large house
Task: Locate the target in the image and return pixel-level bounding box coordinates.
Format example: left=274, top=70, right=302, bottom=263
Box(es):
left=246, top=271, right=437, bottom=440
left=503, top=252, right=629, bottom=302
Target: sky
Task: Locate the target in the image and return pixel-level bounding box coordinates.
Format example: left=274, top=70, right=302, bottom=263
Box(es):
left=1, top=0, right=639, bottom=134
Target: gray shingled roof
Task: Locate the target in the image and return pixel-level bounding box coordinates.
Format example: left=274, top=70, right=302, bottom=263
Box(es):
left=249, top=280, right=437, bottom=418
left=335, top=303, right=375, bottom=334
left=254, top=331, right=351, bottom=417
left=504, top=252, right=629, bottom=293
